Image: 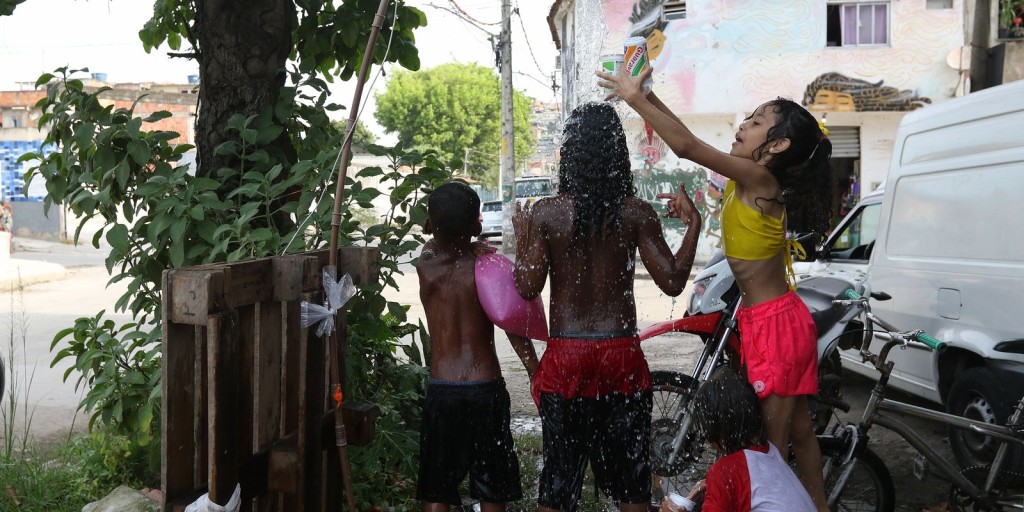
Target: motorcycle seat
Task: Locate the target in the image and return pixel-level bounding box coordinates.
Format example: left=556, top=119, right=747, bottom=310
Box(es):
left=794, top=277, right=855, bottom=336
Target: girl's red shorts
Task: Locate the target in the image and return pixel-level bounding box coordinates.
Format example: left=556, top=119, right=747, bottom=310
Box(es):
left=737, top=290, right=818, bottom=399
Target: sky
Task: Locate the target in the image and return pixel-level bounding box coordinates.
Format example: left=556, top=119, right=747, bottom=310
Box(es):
left=0, top=0, right=561, bottom=143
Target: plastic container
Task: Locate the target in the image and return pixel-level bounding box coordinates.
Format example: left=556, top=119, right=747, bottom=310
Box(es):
left=600, top=53, right=624, bottom=99
left=623, top=36, right=653, bottom=93
left=475, top=253, right=549, bottom=341
left=660, top=492, right=696, bottom=512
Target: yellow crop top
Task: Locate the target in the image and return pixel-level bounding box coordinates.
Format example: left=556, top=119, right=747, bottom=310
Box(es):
left=720, top=181, right=805, bottom=288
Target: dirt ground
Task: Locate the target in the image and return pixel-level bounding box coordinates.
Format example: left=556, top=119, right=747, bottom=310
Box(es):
left=501, top=331, right=959, bottom=512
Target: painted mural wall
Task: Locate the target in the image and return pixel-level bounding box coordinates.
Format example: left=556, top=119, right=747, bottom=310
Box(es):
left=565, top=0, right=965, bottom=260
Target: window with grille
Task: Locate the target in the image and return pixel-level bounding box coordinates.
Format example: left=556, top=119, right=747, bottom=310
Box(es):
left=663, top=1, right=686, bottom=21
left=826, top=1, right=890, bottom=47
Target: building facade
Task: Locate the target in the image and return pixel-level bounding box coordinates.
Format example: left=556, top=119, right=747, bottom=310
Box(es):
left=547, top=0, right=1019, bottom=259
left=0, top=74, right=197, bottom=238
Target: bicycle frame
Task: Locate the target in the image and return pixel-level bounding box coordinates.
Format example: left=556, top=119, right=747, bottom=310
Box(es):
left=828, top=307, right=1024, bottom=506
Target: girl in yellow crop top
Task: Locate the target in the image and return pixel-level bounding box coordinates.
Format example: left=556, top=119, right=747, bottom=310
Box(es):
left=599, top=67, right=834, bottom=512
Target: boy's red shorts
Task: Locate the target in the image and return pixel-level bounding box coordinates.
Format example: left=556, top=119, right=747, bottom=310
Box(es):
left=531, top=336, right=651, bottom=404
left=737, top=290, right=818, bottom=399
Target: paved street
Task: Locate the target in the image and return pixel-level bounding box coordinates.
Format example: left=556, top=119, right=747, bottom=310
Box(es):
left=1, top=238, right=131, bottom=444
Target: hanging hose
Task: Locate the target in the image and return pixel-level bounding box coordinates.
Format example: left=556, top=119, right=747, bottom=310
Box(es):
left=325, top=0, right=393, bottom=508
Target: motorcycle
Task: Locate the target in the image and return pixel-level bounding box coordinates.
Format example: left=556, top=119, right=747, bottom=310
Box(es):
left=639, top=243, right=867, bottom=500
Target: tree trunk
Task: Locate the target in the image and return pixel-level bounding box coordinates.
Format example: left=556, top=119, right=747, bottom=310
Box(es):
left=193, top=0, right=295, bottom=179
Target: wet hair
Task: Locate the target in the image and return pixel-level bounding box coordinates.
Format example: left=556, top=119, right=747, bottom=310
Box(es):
left=693, top=368, right=766, bottom=455
left=750, top=98, right=834, bottom=237
left=427, top=182, right=480, bottom=236
left=557, top=102, right=637, bottom=241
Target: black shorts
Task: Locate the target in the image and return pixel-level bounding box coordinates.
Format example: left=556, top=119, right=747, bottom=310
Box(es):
left=417, top=379, right=523, bottom=505
left=537, top=390, right=653, bottom=509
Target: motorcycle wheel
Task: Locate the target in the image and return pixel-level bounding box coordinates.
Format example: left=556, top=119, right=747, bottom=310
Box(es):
left=817, top=435, right=896, bottom=512
left=649, top=370, right=717, bottom=504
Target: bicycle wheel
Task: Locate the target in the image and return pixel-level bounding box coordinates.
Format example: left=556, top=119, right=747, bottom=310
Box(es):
left=817, top=435, right=896, bottom=512
left=948, top=465, right=1024, bottom=511
left=649, top=370, right=717, bottom=504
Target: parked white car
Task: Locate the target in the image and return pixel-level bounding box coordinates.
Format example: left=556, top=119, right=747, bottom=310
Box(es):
left=480, top=200, right=502, bottom=239
left=794, top=79, right=1024, bottom=471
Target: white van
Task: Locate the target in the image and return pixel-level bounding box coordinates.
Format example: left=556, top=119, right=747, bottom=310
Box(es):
left=514, top=175, right=557, bottom=205
left=796, top=80, right=1024, bottom=470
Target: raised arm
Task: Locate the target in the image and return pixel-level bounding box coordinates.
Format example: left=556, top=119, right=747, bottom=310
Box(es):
left=637, top=183, right=702, bottom=297
left=513, top=202, right=549, bottom=299
left=596, top=67, right=766, bottom=188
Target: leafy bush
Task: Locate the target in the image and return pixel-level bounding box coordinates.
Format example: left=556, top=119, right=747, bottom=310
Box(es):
left=23, top=66, right=453, bottom=502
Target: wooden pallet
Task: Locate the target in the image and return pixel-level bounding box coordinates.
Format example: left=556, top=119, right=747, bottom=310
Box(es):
left=161, top=247, right=379, bottom=511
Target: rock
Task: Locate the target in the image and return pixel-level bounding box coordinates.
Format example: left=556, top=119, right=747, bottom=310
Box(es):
left=82, top=486, right=160, bottom=512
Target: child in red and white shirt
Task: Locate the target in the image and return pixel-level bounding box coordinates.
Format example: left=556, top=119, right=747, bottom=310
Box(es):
left=690, top=369, right=817, bottom=512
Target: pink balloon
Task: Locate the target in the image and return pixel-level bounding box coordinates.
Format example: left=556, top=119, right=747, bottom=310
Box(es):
left=475, top=253, right=549, bottom=341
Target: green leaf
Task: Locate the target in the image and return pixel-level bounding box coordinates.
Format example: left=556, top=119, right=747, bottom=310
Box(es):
left=170, top=239, right=185, bottom=267
left=169, top=218, right=188, bottom=246
left=143, top=110, right=173, bottom=122
left=34, top=72, right=55, bottom=87
left=105, top=224, right=130, bottom=252
left=256, top=124, right=285, bottom=145
left=241, top=128, right=258, bottom=145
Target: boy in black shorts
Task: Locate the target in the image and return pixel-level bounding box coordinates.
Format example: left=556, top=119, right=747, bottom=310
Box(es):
left=416, top=182, right=539, bottom=511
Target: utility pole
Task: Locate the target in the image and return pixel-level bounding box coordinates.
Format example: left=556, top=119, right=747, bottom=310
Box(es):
left=499, top=0, right=516, bottom=252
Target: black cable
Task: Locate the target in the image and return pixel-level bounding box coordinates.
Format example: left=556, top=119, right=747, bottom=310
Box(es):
left=512, top=4, right=549, bottom=78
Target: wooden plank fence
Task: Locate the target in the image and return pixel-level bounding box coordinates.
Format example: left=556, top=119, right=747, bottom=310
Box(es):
left=161, top=247, right=380, bottom=511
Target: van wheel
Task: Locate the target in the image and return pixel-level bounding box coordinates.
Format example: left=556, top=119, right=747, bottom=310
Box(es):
left=946, top=367, right=1024, bottom=473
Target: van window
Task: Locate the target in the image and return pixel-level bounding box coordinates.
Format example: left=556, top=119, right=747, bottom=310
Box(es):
left=830, top=202, right=882, bottom=260
left=516, top=180, right=553, bottom=198
left=481, top=202, right=501, bottom=212
left=887, top=166, right=1024, bottom=263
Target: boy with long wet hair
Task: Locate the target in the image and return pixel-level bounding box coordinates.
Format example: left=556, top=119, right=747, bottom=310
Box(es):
left=416, top=182, right=539, bottom=512
left=514, top=102, right=702, bottom=512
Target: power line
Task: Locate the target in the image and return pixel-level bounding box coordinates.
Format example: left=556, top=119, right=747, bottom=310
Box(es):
left=513, top=70, right=550, bottom=89
left=512, top=3, right=549, bottom=78
left=424, top=2, right=496, bottom=37
left=448, top=0, right=503, bottom=26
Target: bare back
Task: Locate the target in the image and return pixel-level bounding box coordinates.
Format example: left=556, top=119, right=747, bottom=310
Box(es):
left=516, top=194, right=696, bottom=337
left=416, top=248, right=502, bottom=381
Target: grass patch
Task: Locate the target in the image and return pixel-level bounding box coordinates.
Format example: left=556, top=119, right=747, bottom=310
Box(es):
left=0, top=430, right=152, bottom=511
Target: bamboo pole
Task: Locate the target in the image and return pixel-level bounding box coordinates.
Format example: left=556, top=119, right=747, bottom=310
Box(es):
left=326, top=0, right=392, bottom=508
